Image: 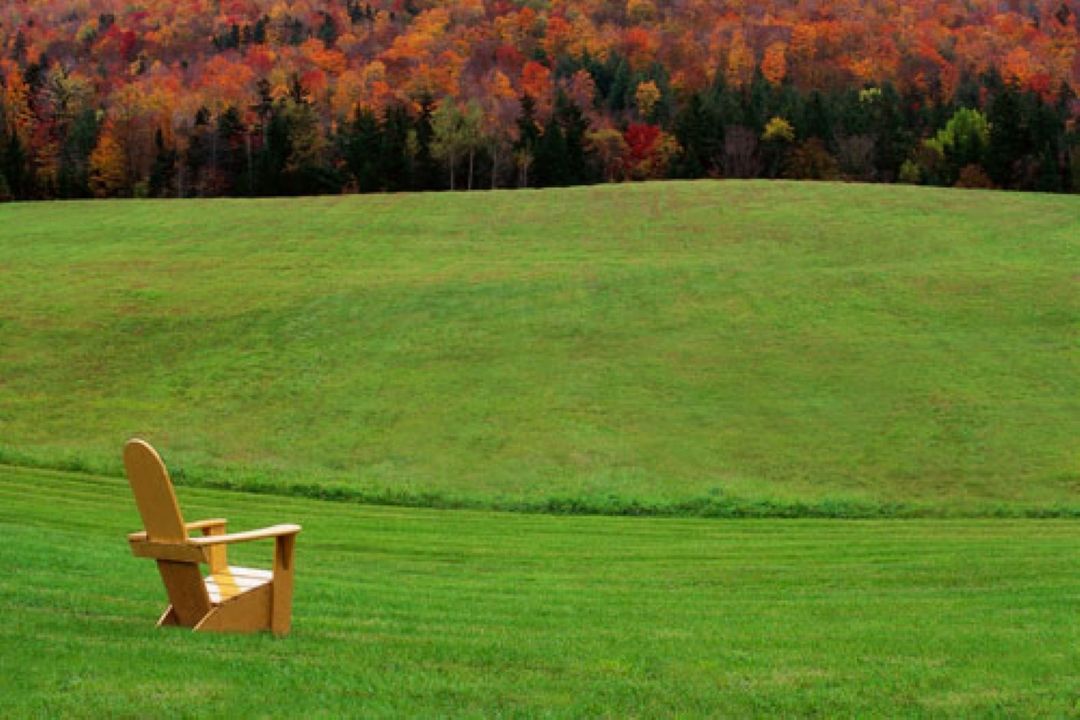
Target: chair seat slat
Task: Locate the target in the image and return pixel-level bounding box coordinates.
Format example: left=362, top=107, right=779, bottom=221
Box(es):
left=205, top=566, right=273, bottom=604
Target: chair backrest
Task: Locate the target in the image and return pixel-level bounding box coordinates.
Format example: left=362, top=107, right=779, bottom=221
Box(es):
left=123, top=439, right=188, bottom=543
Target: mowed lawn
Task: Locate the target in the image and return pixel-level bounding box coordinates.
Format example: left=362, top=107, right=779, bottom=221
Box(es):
left=1, top=181, right=1077, bottom=514
left=0, top=466, right=1077, bottom=716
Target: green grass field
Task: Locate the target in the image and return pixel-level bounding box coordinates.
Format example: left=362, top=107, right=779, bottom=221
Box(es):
left=2, top=182, right=1079, bottom=716
left=2, top=465, right=1078, bottom=717
left=1, top=181, right=1076, bottom=516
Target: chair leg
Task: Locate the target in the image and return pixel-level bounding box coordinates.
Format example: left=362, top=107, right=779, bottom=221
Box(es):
left=155, top=561, right=212, bottom=627
left=202, top=525, right=229, bottom=574
left=194, top=585, right=272, bottom=633
left=271, top=534, right=297, bottom=636
left=156, top=605, right=179, bottom=627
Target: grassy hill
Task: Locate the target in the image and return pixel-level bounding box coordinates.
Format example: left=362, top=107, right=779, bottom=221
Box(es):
left=2, top=465, right=1079, bottom=716
left=0, top=181, right=1076, bottom=516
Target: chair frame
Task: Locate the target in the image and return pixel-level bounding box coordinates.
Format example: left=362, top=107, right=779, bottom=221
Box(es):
left=124, top=439, right=301, bottom=635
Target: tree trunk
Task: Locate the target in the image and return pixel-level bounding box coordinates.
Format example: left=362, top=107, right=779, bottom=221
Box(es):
left=245, top=133, right=253, bottom=196
left=468, top=149, right=474, bottom=190
left=210, top=129, right=218, bottom=192
left=491, top=145, right=498, bottom=189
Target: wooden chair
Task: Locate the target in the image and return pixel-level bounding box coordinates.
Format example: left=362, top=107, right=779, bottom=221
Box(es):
left=123, top=439, right=301, bottom=635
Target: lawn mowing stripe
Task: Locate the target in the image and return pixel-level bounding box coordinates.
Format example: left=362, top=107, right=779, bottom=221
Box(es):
left=2, top=464, right=1079, bottom=716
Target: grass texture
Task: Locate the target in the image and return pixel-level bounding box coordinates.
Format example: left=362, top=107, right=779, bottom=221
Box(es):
left=0, top=181, right=1077, bottom=515
left=1, top=465, right=1078, bottom=717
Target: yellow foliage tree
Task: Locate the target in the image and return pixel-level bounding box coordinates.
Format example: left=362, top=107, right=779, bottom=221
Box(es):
left=627, top=0, right=657, bottom=23
left=89, top=125, right=128, bottom=198
left=587, top=128, right=630, bottom=182
left=2, top=70, right=33, bottom=145
left=761, top=42, right=788, bottom=86
left=635, top=80, right=661, bottom=120
left=725, top=31, right=754, bottom=89
left=762, top=116, right=795, bottom=144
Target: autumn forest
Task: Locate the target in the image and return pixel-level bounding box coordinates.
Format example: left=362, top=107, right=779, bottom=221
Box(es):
left=2, top=0, right=1079, bottom=199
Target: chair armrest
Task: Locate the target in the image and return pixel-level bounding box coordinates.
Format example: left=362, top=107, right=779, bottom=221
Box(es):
left=128, top=536, right=209, bottom=562
left=186, top=518, right=227, bottom=532
left=126, top=518, right=228, bottom=543
left=188, top=524, right=302, bottom=546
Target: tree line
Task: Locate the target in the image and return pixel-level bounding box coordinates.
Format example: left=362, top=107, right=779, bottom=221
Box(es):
left=2, top=63, right=1076, bottom=200
left=4, top=0, right=1079, bottom=199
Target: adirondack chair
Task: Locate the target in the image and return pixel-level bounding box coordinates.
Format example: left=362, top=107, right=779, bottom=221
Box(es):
left=123, top=439, right=301, bottom=635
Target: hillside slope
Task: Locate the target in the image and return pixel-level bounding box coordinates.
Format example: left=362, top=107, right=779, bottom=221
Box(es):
left=0, top=181, right=1076, bottom=514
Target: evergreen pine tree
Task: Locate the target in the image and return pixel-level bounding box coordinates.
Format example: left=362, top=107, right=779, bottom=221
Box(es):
left=801, top=91, right=835, bottom=150
left=216, top=107, right=247, bottom=195
left=149, top=128, right=177, bottom=197
left=412, top=95, right=440, bottom=191
left=986, top=83, right=1027, bottom=188
left=554, top=92, right=594, bottom=185
left=255, top=107, right=289, bottom=196
left=514, top=95, right=541, bottom=187
left=58, top=108, right=99, bottom=198
left=344, top=108, right=383, bottom=192
left=379, top=103, right=413, bottom=191
left=673, top=93, right=724, bottom=177
left=4, top=132, right=30, bottom=200
left=534, top=116, right=568, bottom=187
